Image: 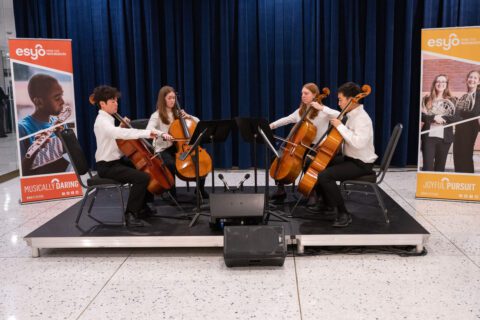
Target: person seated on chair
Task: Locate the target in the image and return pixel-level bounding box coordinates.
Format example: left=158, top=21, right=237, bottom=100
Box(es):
left=92, top=85, right=161, bottom=227
left=269, top=82, right=339, bottom=203
left=146, top=85, right=209, bottom=199
left=312, top=82, right=377, bottom=228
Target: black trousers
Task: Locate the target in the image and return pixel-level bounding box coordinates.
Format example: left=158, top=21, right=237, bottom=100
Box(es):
left=453, top=121, right=478, bottom=173
left=160, top=145, right=206, bottom=190
left=315, top=155, right=374, bottom=209
left=422, top=136, right=451, bottom=172
left=96, top=158, right=153, bottom=215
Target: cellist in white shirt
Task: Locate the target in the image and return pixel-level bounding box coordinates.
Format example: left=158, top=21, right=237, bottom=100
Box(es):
left=93, top=85, right=162, bottom=227
left=311, top=82, right=377, bottom=228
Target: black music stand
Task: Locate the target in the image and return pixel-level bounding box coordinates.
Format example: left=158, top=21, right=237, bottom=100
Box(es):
left=235, top=117, right=267, bottom=193
left=192, top=120, right=233, bottom=193
left=235, top=117, right=289, bottom=223
left=185, top=120, right=233, bottom=227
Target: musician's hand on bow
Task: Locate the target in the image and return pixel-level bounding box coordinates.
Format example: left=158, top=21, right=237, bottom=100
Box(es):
left=434, top=115, right=446, bottom=124
left=120, top=117, right=131, bottom=128
left=330, top=119, right=341, bottom=128
left=311, top=101, right=324, bottom=111
left=180, top=110, right=191, bottom=119
left=161, top=133, right=174, bottom=141
left=149, top=130, right=160, bottom=139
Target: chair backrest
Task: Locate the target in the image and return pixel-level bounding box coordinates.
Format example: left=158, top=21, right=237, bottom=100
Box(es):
left=59, top=129, right=90, bottom=187
left=129, top=118, right=149, bottom=129
left=377, top=123, right=403, bottom=184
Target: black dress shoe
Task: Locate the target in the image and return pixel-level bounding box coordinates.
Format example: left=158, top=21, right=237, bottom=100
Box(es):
left=332, top=212, right=352, bottom=228
left=306, top=203, right=335, bottom=214
left=138, top=206, right=157, bottom=218
left=270, top=190, right=287, bottom=201
left=125, top=212, right=144, bottom=227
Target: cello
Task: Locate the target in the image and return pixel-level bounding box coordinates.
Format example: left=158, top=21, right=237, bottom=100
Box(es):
left=269, top=87, right=330, bottom=184
left=89, top=94, right=175, bottom=194
left=168, top=98, right=212, bottom=181
left=297, top=85, right=371, bottom=197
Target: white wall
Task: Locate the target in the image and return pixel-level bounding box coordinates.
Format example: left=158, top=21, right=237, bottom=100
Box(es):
left=0, top=0, right=16, bottom=90
left=0, top=0, right=16, bottom=50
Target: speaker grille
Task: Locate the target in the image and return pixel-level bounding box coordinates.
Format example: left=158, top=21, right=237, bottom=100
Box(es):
left=223, top=226, right=286, bottom=267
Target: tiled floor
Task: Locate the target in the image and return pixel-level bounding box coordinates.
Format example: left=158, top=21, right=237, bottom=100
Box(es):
left=0, top=170, right=479, bottom=319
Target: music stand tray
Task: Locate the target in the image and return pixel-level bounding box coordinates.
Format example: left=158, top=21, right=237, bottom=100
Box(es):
left=235, top=117, right=288, bottom=223
left=186, top=120, right=234, bottom=227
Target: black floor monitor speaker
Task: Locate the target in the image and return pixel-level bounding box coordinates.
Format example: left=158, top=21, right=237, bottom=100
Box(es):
left=210, top=193, right=264, bottom=225
left=223, top=225, right=286, bottom=267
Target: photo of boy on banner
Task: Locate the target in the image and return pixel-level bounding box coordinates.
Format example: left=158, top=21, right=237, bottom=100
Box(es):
left=14, top=63, right=76, bottom=176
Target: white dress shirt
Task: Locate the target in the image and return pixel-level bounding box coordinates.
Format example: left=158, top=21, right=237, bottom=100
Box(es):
left=94, top=110, right=153, bottom=162
left=146, top=110, right=199, bottom=152
left=336, top=105, right=378, bottom=163
left=270, top=106, right=340, bottom=144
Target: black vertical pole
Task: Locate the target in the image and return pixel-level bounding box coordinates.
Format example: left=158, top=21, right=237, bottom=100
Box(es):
left=254, top=133, right=257, bottom=193
left=210, top=135, right=215, bottom=193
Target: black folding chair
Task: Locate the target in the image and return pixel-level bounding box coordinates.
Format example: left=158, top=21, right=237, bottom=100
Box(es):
left=129, top=118, right=150, bottom=129
left=340, top=123, right=403, bottom=224
left=59, top=128, right=127, bottom=226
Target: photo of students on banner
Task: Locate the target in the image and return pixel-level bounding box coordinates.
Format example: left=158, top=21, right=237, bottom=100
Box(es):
left=13, top=63, right=76, bottom=176
left=453, top=70, right=480, bottom=173
left=418, top=59, right=480, bottom=174
left=420, top=74, right=459, bottom=172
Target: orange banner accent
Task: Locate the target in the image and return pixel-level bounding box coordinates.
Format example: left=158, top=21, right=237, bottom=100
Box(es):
left=9, top=39, right=73, bottom=73
left=421, top=27, right=480, bottom=63
left=20, top=173, right=82, bottom=203
left=416, top=173, right=479, bottom=201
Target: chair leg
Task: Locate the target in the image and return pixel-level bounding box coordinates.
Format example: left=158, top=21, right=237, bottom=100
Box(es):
left=167, top=191, right=184, bottom=211
left=87, top=189, right=99, bottom=214
left=76, top=188, right=92, bottom=225
left=372, top=185, right=389, bottom=223
left=340, top=182, right=350, bottom=197
left=117, top=186, right=126, bottom=226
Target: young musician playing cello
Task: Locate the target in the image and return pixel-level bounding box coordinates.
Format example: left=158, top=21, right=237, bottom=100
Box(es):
left=313, top=82, right=377, bottom=228
left=146, top=85, right=209, bottom=199
left=93, top=85, right=161, bottom=227
left=269, top=83, right=339, bottom=203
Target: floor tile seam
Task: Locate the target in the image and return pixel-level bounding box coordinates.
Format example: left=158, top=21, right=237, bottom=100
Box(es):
left=292, top=254, right=304, bottom=320
left=385, top=181, right=480, bottom=269
left=75, top=251, right=132, bottom=320
left=420, top=214, right=480, bottom=269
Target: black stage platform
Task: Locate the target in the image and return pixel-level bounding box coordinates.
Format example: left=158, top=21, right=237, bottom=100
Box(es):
left=24, top=186, right=429, bottom=257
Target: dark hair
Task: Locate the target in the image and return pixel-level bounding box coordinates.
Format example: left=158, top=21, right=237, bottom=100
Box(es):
left=27, top=74, right=59, bottom=101
left=156, top=85, right=176, bottom=125
left=92, top=85, right=121, bottom=105
left=337, top=82, right=362, bottom=98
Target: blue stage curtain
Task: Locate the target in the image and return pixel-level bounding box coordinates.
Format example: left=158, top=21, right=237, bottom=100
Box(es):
left=13, top=0, right=480, bottom=168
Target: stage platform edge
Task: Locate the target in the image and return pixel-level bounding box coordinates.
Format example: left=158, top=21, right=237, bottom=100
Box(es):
left=24, top=186, right=429, bottom=257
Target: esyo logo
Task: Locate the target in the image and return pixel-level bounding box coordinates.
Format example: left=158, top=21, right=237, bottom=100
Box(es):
left=427, top=33, right=460, bottom=51
left=15, top=44, right=46, bottom=60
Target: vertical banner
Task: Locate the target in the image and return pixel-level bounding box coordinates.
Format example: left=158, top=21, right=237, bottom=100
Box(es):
left=417, top=27, right=480, bottom=201
left=9, top=39, right=82, bottom=203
